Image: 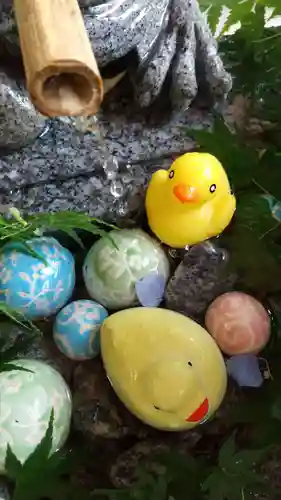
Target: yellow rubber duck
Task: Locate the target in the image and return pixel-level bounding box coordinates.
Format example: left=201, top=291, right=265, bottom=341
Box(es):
left=146, top=152, right=236, bottom=248
left=101, top=307, right=227, bottom=431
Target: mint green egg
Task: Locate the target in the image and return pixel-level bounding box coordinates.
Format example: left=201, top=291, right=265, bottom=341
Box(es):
left=83, top=229, right=170, bottom=310
left=0, top=359, right=72, bottom=474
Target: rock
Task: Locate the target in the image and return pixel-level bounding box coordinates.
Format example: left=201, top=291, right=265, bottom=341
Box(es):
left=0, top=70, right=46, bottom=150
left=0, top=322, right=74, bottom=384
left=0, top=480, right=10, bottom=500
left=41, top=336, right=75, bottom=385
left=261, top=447, right=281, bottom=500
left=72, top=359, right=150, bottom=440
left=110, top=441, right=169, bottom=488
left=110, top=431, right=201, bottom=488
left=165, top=240, right=236, bottom=323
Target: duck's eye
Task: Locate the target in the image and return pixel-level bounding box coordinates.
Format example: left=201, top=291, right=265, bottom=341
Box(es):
left=169, top=170, right=175, bottom=179
left=188, top=361, right=193, bottom=367
left=209, top=184, right=216, bottom=193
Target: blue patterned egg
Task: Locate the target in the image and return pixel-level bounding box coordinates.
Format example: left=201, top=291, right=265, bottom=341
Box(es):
left=53, top=300, right=108, bottom=360
left=0, top=237, right=75, bottom=319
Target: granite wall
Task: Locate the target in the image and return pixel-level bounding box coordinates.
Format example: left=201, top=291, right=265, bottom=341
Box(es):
left=0, top=79, right=212, bottom=221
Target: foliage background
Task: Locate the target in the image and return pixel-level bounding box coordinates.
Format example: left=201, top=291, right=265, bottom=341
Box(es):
left=189, top=0, right=281, bottom=297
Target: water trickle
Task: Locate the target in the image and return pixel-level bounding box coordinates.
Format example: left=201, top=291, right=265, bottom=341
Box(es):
left=67, top=115, right=143, bottom=223
left=110, top=179, right=125, bottom=198
left=72, top=115, right=124, bottom=186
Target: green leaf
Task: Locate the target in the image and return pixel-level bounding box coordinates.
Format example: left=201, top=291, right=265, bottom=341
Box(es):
left=234, top=193, right=278, bottom=239
left=0, top=210, right=116, bottom=255
left=271, top=396, right=281, bottom=421
left=203, top=469, right=241, bottom=500
left=8, top=410, right=81, bottom=500
left=11, top=410, right=55, bottom=500
left=203, top=434, right=269, bottom=500
left=225, top=231, right=281, bottom=294
left=0, top=363, right=34, bottom=373
left=200, top=0, right=256, bottom=36
left=23, top=408, right=54, bottom=468
left=0, top=303, right=39, bottom=333
left=61, top=228, right=85, bottom=248
left=218, top=434, right=236, bottom=469
left=187, top=117, right=259, bottom=190
left=219, top=190, right=281, bottom=295
left=0, top=325, right=40, bottom=373
left=26, top=211, right=115, bottom=241
left=5, top=445, right=22, bottom=479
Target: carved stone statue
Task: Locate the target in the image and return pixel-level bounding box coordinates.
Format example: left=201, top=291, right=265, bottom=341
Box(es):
left=0, top=0, right=231, bottom=149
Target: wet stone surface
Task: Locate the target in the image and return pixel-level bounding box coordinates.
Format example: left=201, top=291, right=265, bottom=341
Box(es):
left=0, top=322, right=75, bottom=384
left=0, top=481, right=9, bottom=500
left=0, top=70, right=46, bottom=150
left=165, top=240, right=237, bottom=323
left=72, top=359, right=150, bottom=440
left=0, top=92, right=205, bottom=219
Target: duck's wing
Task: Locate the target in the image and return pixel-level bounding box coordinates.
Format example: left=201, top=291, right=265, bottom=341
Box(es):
left=207, top=195, right=236, bottom=238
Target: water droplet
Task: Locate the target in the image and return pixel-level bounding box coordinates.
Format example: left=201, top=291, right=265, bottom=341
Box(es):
left=110, top=179, right=125, bottom=198
left=103, top=156, right=119, bottom=180
left=169, top=249, right=178, bottom=259
left=117, top=202, right=127, bottom=216
left=38, top=121, right=52, bottom=139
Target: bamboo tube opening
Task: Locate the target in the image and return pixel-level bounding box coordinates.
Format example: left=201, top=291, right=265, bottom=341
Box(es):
left=13, top=0, right=104, bottom=117
left=42, top=73, right=93, bottom=116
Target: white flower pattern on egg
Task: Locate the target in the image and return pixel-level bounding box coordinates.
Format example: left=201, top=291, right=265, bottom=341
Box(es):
left=0, top=237, right=75, bottom=319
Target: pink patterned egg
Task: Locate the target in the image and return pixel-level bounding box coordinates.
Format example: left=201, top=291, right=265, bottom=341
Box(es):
left=205, top=292, right=271, bottom=355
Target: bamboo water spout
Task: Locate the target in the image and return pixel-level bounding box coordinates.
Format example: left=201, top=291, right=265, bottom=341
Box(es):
left=13, top=0, right=104, bottom=117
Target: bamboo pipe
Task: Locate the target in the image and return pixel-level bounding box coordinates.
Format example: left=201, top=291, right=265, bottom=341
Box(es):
left=13, top=0, right=104, bottom=117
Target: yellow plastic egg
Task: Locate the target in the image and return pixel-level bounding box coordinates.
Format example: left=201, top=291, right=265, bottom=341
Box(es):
left=101, top=308, right=227, bottom=431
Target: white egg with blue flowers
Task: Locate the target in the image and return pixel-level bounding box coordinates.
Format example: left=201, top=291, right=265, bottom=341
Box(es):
left=53, top=299, right=108, bottom=360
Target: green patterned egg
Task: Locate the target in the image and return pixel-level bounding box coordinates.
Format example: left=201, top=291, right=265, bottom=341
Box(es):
left=0, top=359, right=72, bottom=474
left=83, top=229, right=170, bottom=310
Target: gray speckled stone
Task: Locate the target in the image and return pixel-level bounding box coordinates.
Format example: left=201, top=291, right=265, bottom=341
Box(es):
left=83, top=0, right=170, bottom=67
left=0, top=80, right=211, bottom=219
left=0, top=0, right=231, bottom=112
left=0, top=70, right=46, bottom=149
left=165, top=240, right=237, bottom=323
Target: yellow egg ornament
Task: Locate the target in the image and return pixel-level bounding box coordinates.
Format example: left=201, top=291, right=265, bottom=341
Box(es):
left=146, top=152, right=236, bottom=248
left=101, top=308, right=227, bottom=431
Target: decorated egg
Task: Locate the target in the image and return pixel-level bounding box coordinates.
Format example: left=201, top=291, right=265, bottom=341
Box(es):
left=0, top=237, right=75, bottom=319
left=83, top=229, right=170, bottom=310
left=101, top=307, right=227, bottom=431
left=0, top=359, right=72, bottom=473
left=205, top=292, right=271, bottom=355
left=53, top=300, right=108, bottom=360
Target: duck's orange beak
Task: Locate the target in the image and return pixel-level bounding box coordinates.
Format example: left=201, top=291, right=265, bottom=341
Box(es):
left=173, top=184, right=199, bottom=203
